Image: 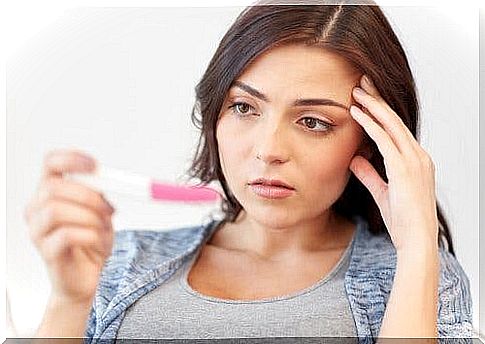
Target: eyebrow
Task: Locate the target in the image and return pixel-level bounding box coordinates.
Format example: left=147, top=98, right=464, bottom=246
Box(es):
left=232, top=80, right=350, bottom=111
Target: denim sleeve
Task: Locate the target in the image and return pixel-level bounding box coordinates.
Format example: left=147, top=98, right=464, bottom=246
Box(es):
left=437, top=248, right=474, bottom=341
left=82, top=301, right=96, bottom=344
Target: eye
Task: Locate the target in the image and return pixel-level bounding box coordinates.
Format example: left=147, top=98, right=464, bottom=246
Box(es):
left=227, top=101, right=335, bottom=134
left=227, top=102, right=257, bottom=117
left=298, top=117, right=335, bottom=133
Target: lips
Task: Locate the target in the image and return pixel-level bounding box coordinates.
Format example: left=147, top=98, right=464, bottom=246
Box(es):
left=249, top=178, right=295, bottom=190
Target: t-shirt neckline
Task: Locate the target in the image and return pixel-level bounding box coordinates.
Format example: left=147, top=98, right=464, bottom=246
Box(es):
left=179, top=216, right=361, bottom=304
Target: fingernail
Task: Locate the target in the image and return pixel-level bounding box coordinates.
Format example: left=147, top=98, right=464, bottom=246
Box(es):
left=350, top=105, right=360, bottom=116
left=80, top=157, right=96, bottom=170
left=103, top=204, right=115, bottom=215
left=353, top=87, right=365, bottom=96
left=103, top=215, right=112, bottom=228
left=102, top=197, right=115, bottom=214
left=362, top=75, right=371, bottom=85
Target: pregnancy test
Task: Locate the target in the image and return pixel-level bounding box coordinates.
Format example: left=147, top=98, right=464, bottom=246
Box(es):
left=66, top=166, right=222, bottom=203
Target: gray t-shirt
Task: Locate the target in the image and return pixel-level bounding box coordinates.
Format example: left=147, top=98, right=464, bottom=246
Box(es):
left=117, top=230, right=357, bottom=341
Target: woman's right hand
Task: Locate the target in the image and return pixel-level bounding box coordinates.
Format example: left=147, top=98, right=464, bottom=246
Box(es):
left=24, top=149, right=115, bottom=305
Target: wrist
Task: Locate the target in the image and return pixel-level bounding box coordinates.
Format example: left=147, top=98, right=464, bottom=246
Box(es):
left=36, top=294, right=94, bottom=338
left=47, top=293, right=94, bottom=311
left=395, top=235, right=439, bottom=256
left=396, top=245, right=439, bottom=273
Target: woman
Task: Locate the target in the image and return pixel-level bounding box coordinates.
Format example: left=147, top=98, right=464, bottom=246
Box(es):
left=25, top=2, right=473, bottom=343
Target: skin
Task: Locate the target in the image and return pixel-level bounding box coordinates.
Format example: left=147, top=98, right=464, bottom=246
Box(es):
left=25, top=150, right=114, bottom=338
left=26, top=43, right=440, bottom=339
left=214, top=44, right=368, bottom=263
left=350, top=68, right=439, bottom=340
left=214, top=43, right=440, bottom=339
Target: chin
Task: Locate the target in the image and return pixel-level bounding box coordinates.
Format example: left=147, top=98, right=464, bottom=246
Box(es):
left=241, top=202, right=301, bottom=229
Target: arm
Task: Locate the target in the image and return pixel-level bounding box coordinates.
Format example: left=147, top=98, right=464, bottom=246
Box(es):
left=436, top=249, right=474, bottom=340
left=35, top=295, right=93, bottom=342
left=377, top=243, right=439, bottom=343
left=350, top=74, right=473, bottom=341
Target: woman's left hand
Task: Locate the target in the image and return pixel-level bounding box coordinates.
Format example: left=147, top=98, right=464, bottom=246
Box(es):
left=348, top=74, right=439, bottom=254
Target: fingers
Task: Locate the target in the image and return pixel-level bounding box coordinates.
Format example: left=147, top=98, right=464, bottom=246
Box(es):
left=26, top=199, right=112, bottom=247
left=38, top=226, right=110, bottom=264
left=351, top=75, right=419, bottom=156
left=349, top=155, right=388, bottom=205
left=25, top=149, right=114, bottom=248
left=32, top=177, right=114, bottom=216
left=350, top=104, right=399, bottom=166
left=42, top=149, right=97, bottom=180
left=25, top=149, right=115, bottom=303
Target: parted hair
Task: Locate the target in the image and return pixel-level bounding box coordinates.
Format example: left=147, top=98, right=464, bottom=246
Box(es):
left=185, top=1, right=456, bottom=256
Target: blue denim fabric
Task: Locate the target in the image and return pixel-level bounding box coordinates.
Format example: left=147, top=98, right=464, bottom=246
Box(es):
left=83, top=215, right=473, bottom=344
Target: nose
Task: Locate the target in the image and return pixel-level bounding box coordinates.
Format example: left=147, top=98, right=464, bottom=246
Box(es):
left=254, top=120, right=290, bottom=165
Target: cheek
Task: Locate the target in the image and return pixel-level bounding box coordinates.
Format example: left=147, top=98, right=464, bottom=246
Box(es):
left=305, top=132, right=362, bottom=189
left=216, top=117, right=247, bottom=177
left=311, top=152, right=351, bottom=186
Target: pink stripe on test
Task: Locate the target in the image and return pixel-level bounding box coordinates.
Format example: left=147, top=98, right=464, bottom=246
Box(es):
left=150, top=181, right=221, bottom=202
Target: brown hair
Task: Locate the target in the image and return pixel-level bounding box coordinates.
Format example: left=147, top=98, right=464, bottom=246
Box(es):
left=186, top=1, right=456, bottom=256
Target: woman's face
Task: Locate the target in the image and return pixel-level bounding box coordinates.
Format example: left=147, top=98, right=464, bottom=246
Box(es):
left=216, top=44, right=365, bottom=228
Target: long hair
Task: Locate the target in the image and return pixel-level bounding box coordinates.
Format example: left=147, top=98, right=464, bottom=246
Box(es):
left=186, top=2, right=456, bottom=256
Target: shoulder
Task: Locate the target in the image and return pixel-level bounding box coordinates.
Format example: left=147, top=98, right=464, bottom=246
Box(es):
left=350, top=218, right=473, bottom=337
left=109, top=224, right=205, bottom=263
left=84, top=220, right=219, bottom=339
left=437, top=248, right=474, bottom=337
left=104, top=219, right=218, bottom=276
left=351, top=217, right=473, bottom=294
left=96, top=219, right=219, bottom=303
left=349, top=216, right=397, bottom=275
left=438, top=247, right=471, bottom=295
left=354, top=217, right=473, bottom=293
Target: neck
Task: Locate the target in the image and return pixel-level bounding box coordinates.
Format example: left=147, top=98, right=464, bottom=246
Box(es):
left=214, top=209, right=352, bottom=263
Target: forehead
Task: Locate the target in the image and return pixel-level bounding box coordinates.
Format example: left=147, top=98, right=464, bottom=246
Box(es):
left=229, top=44, right=360, bottom=96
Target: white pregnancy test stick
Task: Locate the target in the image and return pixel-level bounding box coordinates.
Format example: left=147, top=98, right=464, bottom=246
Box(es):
left=66, top=166, right=222, bottom=203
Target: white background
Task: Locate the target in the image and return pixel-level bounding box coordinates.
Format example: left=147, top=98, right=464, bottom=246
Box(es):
left=3, top=0, right=482, bottom=340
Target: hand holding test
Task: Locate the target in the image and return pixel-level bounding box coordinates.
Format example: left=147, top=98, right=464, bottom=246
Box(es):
left=66, top=165, right=222, bottom=204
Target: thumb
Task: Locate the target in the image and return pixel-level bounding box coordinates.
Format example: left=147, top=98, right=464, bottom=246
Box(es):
left=349, top=155, right=388, bottom=205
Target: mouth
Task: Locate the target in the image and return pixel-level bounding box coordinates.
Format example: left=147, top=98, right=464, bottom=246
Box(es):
left=249, top=182, right=294, bottom=190
left=248, top=178, right=295, bottom=190
left=248, top=182, right=296, bottom=199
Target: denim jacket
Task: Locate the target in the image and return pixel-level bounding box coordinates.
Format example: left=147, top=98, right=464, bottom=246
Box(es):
left=83, top=215, right=473, bottom=343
